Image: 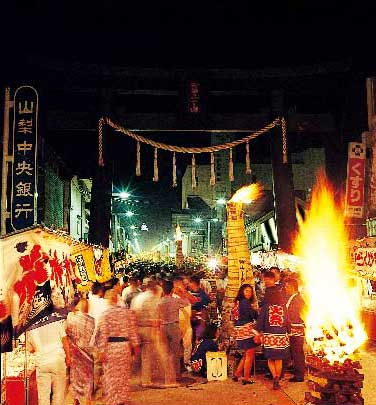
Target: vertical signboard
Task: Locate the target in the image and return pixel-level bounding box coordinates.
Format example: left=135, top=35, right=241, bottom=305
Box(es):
left=345, top=142, right=366, bottom=218
left=10, top=86, right=39, bottom=230
left=188, top=81, right=201, bottom=113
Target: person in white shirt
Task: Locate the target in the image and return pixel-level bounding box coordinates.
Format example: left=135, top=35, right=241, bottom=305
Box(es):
left=27, top=320, right=71, bottom=405
left=88, top=282, right=108, bottom=325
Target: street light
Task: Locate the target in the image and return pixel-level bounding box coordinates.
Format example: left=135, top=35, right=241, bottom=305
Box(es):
left=216, top=198, right=227, bottom=205
left=194, top=217, right=203, bottom=223
left=126, top=210, right=134, bottom=217
left=119, top=191, right=130, bottom=199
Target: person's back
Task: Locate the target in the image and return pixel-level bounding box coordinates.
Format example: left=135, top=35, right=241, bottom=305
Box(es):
left=130, top=278, right=165, bottom=387
left=27, top=320, right=70, bottom=405
left=28, top=321, right=67, bottom=366
left=122, top=278, right=141, bottom=308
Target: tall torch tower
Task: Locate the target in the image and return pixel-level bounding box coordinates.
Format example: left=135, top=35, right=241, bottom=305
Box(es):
left=175, top=224, right=184, bottom=269
left=221, top=184, right=262, bottom=342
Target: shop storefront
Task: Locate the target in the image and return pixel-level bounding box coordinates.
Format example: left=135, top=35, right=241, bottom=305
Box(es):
left=350, top=237, right=376, bottom=340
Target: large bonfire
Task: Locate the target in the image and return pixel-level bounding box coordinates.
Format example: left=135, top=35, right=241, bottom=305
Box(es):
left=293, top=171, right=367, bottom=364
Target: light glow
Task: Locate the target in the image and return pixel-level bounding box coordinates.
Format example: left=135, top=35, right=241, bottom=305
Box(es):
left=207, top=257, right=218, bottom=270
left=120, top=192, right=130, bottom=199
left=176, top=224, right=182, bottom=241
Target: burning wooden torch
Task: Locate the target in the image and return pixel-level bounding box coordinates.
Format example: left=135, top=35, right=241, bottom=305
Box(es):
left=175, top=224, right=184, bottom=269
left=220, top=184, right=262, bottom=345
left=225, top=183, right=263, bottom=300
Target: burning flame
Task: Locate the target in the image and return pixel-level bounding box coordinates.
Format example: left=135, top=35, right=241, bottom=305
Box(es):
left=293, top=171, right=366, bottom=363
left=229, top=183, right=263, bottom=204
left=176, top=224, right=182, bottom=241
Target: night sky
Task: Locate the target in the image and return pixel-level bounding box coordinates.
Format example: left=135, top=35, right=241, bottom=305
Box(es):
left=2, top=2, right=376, bottom=70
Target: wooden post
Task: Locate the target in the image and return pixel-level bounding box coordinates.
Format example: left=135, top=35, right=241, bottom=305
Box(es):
left=88, top=90, right=113, bottom=247
left=270, top=90, right=297, bottom=252
left=1, top=88, right=12, bottom=235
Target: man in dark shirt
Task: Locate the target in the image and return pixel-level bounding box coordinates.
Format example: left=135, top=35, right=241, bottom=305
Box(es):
left=285, top=277, right=306, bottom=382
left=260, top=269, right=285, bottom=307
left=188, top=276, right=211, bottom=341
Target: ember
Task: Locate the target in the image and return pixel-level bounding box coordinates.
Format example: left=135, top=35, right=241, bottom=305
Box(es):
left=305, top=354, right=364, bottom=404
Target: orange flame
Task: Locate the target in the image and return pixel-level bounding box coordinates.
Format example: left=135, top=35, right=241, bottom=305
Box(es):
left=229, top=183, right=263, bottom=204
left=293, top=171, right=366, bottom=363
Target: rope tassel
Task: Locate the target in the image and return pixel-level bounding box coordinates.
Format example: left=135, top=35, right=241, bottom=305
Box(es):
left=136, top=141, right=141, bottom=176
left=229, top=148, right=234, bottom=182
left=153, top=148, right=159, bottom=182
left=245, top=142, right=251, bottom=175
left=172, top=152, right=177, bottom=187
left=192, top=154, right=197, bottom=189
left=210, top=152, right=215, bottom=186
left=281, top=117, right=288, bottom=164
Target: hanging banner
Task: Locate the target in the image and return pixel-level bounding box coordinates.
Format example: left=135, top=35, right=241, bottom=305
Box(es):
left=0, top=227, right=75, bottom=330
left=345, top=142, right=366, bottom=218
left=71, top=246, right=112, bottom=290
left=10, top=86, right=39, bottom=231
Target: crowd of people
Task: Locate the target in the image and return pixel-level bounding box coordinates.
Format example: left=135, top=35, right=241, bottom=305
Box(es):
left=26, top=266, right=306, bottom=405
left=27, top=272, right=217, bottom=405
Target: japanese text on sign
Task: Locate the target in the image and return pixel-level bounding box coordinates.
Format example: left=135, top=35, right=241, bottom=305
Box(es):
left=352, top=247, right=376, bottom=279
left=188, top=81, right=200, bottom=113
left=345, top=142, right=366, bottom=218
left=10, top=86, right=39, bottom=230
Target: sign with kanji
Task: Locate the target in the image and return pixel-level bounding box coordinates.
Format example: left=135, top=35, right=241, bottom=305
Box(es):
left=345, top=142, right=366, bottom=218
left=351, top=246, right=376, bottom=280
left=188, top=81, right=201, bottom=113
left=10, top=86, right=39, bottom=230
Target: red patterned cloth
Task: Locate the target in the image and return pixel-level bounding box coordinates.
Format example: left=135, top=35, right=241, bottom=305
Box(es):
left=66, top=311, right=95, bottom=400
left=94, top=306, right=140, bottom=405
left=232, top=322, right=257, bottom=340
left=263, top=333, right=290, bottom=349
left=232, top=301, right=240, bottom=321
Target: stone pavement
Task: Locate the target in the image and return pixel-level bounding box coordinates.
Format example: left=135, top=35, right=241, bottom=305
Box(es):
left=66, top=342, right=376, bottom=405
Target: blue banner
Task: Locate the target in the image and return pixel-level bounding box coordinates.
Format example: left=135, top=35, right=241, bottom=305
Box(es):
left=10, top=86, right=39, bottom=230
